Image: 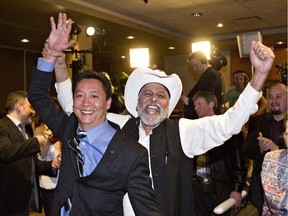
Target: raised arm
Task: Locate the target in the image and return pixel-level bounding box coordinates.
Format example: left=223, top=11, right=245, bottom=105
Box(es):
left=40, top=13, right=74, bottom=115
left=180, top=41, right=275, bottom=158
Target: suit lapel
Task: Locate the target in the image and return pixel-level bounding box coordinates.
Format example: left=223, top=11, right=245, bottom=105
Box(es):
left=3, top=116, right=26, bottom=141
left=91, top=131, right=123, bottom=173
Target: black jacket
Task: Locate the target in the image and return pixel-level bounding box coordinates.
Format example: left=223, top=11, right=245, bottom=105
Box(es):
left=245, top=113, right=285, bottom=213
left=29, top=68, right=160, bottom=216
left=184, top=67, right=222, bottom=119
left=122, top=117, right=194, bottom=216
left=195, top=132, right=247, bottom=195
left=0, top=116, right=55, bottom=215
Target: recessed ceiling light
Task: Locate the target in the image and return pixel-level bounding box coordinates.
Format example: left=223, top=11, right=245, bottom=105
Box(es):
left=191, top=12, right=202, bottom=17
left=127, top=36, right=135, bottom=40
left=168, top=46, right=175, bottom=50
left=86, top=26, right=96, bottom=36
left=121, top=56, right=126, bottom=59
left=21, top=39, right=29, bottom=43
left=217, top=23, right=224, bottom=28
left=277, top=41, right=284, bottom=45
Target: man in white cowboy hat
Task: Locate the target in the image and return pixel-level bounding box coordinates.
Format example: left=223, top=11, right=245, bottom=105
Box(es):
left=47, top=14, right=275, bottom=216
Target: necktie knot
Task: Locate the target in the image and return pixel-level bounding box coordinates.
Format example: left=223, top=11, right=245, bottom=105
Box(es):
left=77, top=129, right=87, bottom=139
left=18, top=123, right=25, bottom=130
left=18, top=123, right=27, bottom=139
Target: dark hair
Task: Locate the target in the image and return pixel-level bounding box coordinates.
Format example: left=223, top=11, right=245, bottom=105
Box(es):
left=5, top=90, right=27, bottom=113
left=72, top=70, right=112, bottom=100
left=192, top=91, right=218, bottom=113
left=187, top=51, right=207, bottom=64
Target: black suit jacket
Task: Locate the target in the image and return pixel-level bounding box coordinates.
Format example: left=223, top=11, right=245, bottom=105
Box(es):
left=28, top=68, right=160, bottom=216
left=184, top=67, right=222, bottom=119
left=0, top=116, right=55, bottom=215
left=245, top=113, right=285, bottom=213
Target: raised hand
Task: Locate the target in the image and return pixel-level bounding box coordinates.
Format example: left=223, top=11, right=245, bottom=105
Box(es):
left=48, top=13, right=75, bottom=55
left=249, top=41, right=275, bottom=91
left=250, top=41, right=275, bottom=75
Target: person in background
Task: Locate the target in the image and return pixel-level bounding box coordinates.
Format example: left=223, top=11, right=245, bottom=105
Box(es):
left=0, top=90, right=60, bottom=215
left=223, top=70, right=267, bottom=116
left=245, top=82, right=287, bottom=215
left=29, top=13, right=160, bottom=216
left=100, top=71, right=126, bottom=114
left=181, top=51, right=222, bottom=119
left=192, top=91, right=247, bottom=216
left=31, top=97, right=62, bottom=216
left=261, top=118, right=288, bottom=215
left=56, top=41, right=274, bottom=216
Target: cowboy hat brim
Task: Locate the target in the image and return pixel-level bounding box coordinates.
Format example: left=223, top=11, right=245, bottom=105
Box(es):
left=124, top=67, right=182, bottom=117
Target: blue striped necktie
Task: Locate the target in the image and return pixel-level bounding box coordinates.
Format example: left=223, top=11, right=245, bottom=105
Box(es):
left=68, top=129, right=87, bottom=177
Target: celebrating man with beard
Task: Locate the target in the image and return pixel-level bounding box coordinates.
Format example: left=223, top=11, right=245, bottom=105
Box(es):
left=245, top=82, right=287, bottom=215
left=50, top=14, right=275, bottom=215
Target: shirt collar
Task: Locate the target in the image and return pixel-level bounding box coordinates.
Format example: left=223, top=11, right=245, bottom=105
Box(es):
left=6, top=114, right=22, bottom=127
left=77, top=119, right=110, bottom=143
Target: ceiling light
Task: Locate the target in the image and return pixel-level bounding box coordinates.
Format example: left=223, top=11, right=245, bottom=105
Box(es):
left=168, top=46, right=175, bottom=50
left=86, top=26, right=96, bottom=36
left=127, top=36, right=135, bottom=40
left=217, top=23, right=224, bottom=28
left=130, top=48, right=149, bottom=68
left=21, top=39, right=29, bottom=43
left=191, top=41, right=211, bottom=60
left=277, top=41, right=284, bottom=45
left=191, top=12, right=202, bottom=17
left=121, top=56, right=126, bottom=59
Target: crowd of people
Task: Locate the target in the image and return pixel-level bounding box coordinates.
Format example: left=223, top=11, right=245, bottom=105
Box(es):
left=0, top=12, right=287, bottom=216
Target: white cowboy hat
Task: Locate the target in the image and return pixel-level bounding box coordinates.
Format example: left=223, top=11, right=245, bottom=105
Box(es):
left=124, top=67, right=182, bottom=117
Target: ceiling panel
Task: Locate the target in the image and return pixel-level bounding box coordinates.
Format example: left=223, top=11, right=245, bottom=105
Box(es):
left=0, top=0, right=285, bottom=61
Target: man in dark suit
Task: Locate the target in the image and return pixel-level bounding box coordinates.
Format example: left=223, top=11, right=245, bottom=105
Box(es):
left=0, top=90, right=60, bottom=215
left=245, top=82, right=287, bottom=215
left=181, top=51, right=223, bottom=119
left=28, top=13, right=159, bottom=216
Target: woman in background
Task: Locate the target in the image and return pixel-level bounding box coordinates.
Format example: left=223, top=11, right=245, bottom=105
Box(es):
left=261, top=117, right=288, bottom=215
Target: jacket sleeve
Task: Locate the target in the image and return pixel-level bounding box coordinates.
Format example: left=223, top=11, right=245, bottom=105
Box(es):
left=0, top=121, right=40, bottom=163
left=229, top=132, right=247, bottom=192
left=28, top=68, right=68, bottom=141
left=126, top=147, right=160, bottom=216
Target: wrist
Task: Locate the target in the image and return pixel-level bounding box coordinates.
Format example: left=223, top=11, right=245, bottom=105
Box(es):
left=51, top=49, right=62, bottom=57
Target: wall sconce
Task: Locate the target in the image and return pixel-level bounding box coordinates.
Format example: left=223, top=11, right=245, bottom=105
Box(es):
left=191, top=41, right=211, bottom=60
left=129, top=48, right=150, bottom=68
left=86, top=26, right=96, bottom=37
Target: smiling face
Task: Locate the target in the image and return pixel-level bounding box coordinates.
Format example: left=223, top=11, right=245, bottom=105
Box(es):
left=268, top=83, right=287, bottom=117
left=137, top=83, right=169, bottom=127
left=73, top=79, right=111, bottom=131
